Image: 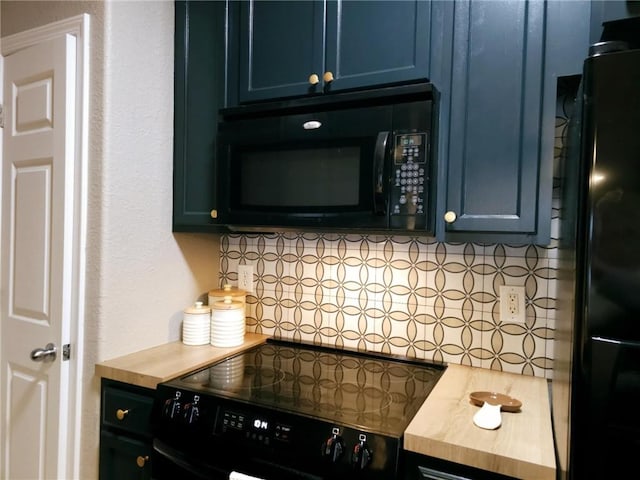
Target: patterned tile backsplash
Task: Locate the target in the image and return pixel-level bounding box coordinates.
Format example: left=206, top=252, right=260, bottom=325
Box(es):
left=219, top=88, right=571, bottom=379
left=220, top=235, right=558, bottom=378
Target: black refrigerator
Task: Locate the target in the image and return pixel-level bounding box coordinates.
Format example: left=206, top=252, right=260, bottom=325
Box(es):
left=554, top=18, right=640, bottom=480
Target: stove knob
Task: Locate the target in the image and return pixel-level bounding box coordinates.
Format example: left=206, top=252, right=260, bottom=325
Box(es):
left=183, top=403, right=200, bottom=425
left=351, top=441, right=372, bottom=470
left=163, top=396, right=182, bottom=420
left=322, top=434, right=345, bottom=463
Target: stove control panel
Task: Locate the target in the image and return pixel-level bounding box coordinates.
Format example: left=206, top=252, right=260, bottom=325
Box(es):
left=153, top=384, right=399, bottom=479
left=218, top=409, right=293, bottom=447
left=213, top=408, right=384, bottom=473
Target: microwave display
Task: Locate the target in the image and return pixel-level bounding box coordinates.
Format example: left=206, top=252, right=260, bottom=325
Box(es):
left=400, top=134, right=422, bottom=146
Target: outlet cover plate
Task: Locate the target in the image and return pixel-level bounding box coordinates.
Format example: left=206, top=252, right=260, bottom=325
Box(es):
left=238, top=264, right=254, bottom=293
left=499, top=285, right=525, bottom=323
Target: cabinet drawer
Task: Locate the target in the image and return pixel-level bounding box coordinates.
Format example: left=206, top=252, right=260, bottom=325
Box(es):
left=99, top=430, right=151, bottom=480
left=102, top=385, right=154, bottom=437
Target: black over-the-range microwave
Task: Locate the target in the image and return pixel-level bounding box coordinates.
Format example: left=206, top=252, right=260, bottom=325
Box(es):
left=216, top=82, right=437, bottom=234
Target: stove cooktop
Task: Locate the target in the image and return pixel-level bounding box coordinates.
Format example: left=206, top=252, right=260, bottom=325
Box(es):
left=167, top=339, right=445, bottom=437
left=152, top=340, right=447, bottom=480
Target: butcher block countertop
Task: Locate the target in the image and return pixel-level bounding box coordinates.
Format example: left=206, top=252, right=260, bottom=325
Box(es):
left=94, top=332, right=268, bottom=389
left=404, top=363, right=555, bottom=480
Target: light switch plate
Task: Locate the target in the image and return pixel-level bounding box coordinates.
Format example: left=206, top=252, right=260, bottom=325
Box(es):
left=499, top=285, right=525, bottom=323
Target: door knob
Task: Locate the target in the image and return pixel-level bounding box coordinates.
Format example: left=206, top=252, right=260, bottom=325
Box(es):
left=30, top=343, right=57, bottom=362
left=323, top=71, right=334, bottom=83
left=308, top=73, right=319, bottom=85
left=136, top=455, right=149, bottom=468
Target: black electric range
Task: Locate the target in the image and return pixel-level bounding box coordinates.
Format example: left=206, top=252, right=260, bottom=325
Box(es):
left=151, top=339, right=445, bottom=480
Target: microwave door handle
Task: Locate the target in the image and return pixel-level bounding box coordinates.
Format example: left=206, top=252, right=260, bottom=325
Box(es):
left=374, top=131, right=390, bottom=215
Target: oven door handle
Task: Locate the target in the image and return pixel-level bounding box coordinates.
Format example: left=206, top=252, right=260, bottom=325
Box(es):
left=230, top=472, right=265, bottom=480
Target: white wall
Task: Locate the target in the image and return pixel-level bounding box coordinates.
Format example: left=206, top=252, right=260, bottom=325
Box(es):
left=2, top=1, right=220, bottom=478
left=100, top=0, right=220, bottom=358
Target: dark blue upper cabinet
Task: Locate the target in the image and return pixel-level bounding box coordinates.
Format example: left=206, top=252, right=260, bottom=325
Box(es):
left=324, top=1, right=430, bottom=93
left=236, top=0, right=430, bottom=104
left=173, top=0, right=227, bottom=232
left=239, top=1, right=325, bottom=102
left=441, top=0, right=546, bottom=239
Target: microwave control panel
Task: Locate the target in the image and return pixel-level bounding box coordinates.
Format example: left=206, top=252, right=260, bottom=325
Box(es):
left=390, top=132, right=428, bottom=227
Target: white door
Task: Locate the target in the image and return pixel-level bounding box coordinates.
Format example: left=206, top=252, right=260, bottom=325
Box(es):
left=0, top=33, right=76, bottom=479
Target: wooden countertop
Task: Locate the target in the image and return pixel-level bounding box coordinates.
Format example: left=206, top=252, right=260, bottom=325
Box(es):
left=94, top=332, right=268, bottom=389
left=404, top=363, right=556, bottom=480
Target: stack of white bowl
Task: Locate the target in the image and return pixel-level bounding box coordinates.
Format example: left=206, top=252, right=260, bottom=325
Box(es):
left=210, top=295, right=245, bottom=347
left=182, top=301, right=211, bottom=346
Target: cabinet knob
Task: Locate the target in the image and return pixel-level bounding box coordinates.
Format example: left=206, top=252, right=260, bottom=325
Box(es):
left=308, top=73, right=319, bottom=85
left=136, top=455, right=149, bottom=468
left=116, top=408, right=129, bottom=421
left=323, top=71, right=334, bottom=83
left=444, top=211, right=457, bottom=223
left=210, top=209, right=217, bottom=219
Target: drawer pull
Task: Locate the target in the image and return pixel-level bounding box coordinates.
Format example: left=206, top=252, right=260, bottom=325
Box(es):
left=323, top=71, right=334, bottom=83
left=136, top=455, right=149, bottom=468
left=308, top=73, right=319, bottom=85
left=116, top=408, right=129, bottom=421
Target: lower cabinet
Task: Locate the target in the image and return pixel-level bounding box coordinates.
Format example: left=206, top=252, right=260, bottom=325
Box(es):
left=99, top=379, right=154, bottom=480
left=99, top=431, right=152, bottom=480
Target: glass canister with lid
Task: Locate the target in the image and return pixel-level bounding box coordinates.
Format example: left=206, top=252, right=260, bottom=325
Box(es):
left=210, top=295, right=245, bottom=347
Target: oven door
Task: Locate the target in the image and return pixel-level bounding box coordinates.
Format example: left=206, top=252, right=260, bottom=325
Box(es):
left=152, top=438, right=323, bottom=480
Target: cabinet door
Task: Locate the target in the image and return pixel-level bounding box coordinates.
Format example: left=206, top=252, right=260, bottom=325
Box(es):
left=324, top=0, right=431, bottom=93
left=173, top=0, right=227, bottom=232
left=239, top=0, right=325, bottom=102
left=237, top=0, right=432, bottom=103
left=444, top=0, right=544, bottom=236
left=99, top=431, right=151, bottom=480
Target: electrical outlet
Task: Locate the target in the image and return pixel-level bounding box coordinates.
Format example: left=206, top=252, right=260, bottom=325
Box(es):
left=499, top=285, right=525, bottom=323
left=238, top=264, right=254, bottom=293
